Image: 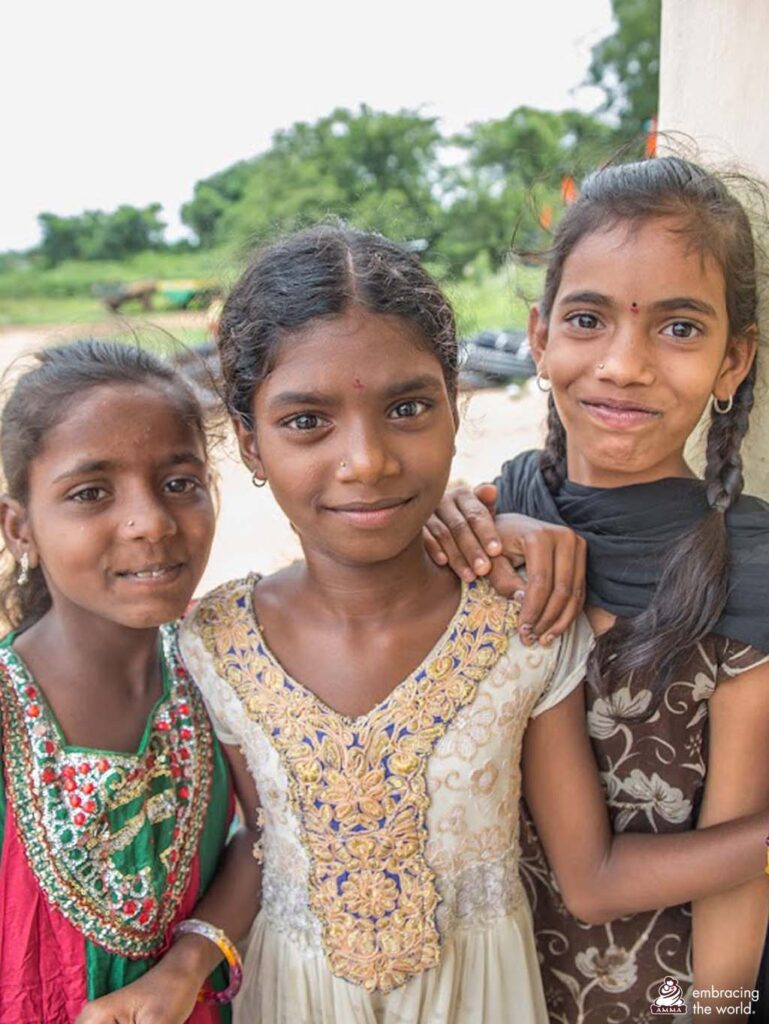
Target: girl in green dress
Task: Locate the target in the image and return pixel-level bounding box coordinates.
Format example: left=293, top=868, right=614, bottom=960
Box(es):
left=0, top=341, right=259, bottom=1024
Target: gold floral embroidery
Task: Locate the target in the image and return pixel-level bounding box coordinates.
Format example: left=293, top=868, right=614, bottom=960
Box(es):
left=195, top=575, right=517, bottom=993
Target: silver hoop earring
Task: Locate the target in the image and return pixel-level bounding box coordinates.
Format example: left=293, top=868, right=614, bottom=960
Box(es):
left=535, top=373, right=552, bottom=393
left=713, top=395, right=734, bottom=415
left=16, top=551, right=29, bottom=586
left=251, top=471, right=267, bottom=488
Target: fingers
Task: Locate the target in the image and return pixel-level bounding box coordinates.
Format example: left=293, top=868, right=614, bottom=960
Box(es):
left=423, top=525, right=449, bottom=567
left=455, top=489, right=501, bottom=560
left=473, top=482, right=498, bottom=512
left=486, top=558, right=526, bottom=599
left=541, top=533, right=587, bottom=640
left=424, top=513, right=475, bottom=581
left=424, top=490, right=500, bottom=581
left=523, top=531, right=586, bottom=643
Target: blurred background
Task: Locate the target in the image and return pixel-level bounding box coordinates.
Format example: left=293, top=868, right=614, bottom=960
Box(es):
left=0, top=0, right=661, bottom=587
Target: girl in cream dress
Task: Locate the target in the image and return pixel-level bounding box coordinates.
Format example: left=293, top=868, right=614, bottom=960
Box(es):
left=181, top=575, right=591, bottom=1023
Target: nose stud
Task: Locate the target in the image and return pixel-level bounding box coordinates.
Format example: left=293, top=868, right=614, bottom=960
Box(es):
left=126, top=520, right=135, bottom=527
left=339, top=460, right=347, bottom=469
left=597, top=363, right=606, bottom=370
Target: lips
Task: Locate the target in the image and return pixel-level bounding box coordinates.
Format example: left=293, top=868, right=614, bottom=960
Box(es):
left=114, top=563, right=183, bottom=581
left=579, top=396, right=661, bottom=428
left=325, top=497, right=413, bottom=529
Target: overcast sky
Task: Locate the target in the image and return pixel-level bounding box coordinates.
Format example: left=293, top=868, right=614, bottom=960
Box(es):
left=3, top=0, right=614, bottom=251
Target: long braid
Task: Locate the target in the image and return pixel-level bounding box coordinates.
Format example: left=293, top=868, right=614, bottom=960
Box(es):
left=704, top=367, right=755, bottom=514
left=539, top=393, right=568, bottom=494
left=589, top=368, right=758, bottom=705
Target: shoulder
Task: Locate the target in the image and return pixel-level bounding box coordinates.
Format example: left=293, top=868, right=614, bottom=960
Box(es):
left=181, top=574, right=257, bottom=639
left=494, top=449, right=542, bottom=513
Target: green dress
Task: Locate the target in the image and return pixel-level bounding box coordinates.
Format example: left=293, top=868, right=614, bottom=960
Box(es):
left=0, top=623, right=233, bottom=1023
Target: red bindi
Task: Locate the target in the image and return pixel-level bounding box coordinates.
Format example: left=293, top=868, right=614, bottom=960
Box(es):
left=630, top=302, right=640, bottom=314
left=352, top=377, right=364, bottom=389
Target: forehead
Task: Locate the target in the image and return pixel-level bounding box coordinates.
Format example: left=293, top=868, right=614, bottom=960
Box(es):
left=263, top=308, right=445, bottom=391
left=557, top=218, right=727, bottom=309
left=36, top=383, right=204, bottom=462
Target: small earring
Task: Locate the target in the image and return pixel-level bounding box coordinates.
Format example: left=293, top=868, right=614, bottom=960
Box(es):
left=251, top=471, right=267, bottom=488
left=16, top=551, right=29, bottom=586
left=535, top=373, right=552, bottom=393
left=713, top=395, right=734, bottom=415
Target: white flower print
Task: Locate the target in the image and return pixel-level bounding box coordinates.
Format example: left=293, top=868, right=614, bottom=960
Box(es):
left=575, top=944, right=638, bottom=993
left=622, top=770, right=692, bottom=825
left=588, top=686, right=653, bottom=740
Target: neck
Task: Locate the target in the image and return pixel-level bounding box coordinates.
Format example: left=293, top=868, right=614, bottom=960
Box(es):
left=21, top=609, right=162, bottom=698
left=297, top=535, right=457, bottom=623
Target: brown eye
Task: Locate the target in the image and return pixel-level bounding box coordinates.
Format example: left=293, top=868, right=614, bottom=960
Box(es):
left=389, top=400, right=428, bottom=419
left=566, top=312, right=600, bottom=330
left=286, top=413, right=322, bottom=430
left=662, top=321, right=699, bottom=340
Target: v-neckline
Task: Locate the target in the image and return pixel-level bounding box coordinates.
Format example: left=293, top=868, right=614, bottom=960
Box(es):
left=0, top=630, right=171, bottom=759
left=244, top=571, right=470, bottom=725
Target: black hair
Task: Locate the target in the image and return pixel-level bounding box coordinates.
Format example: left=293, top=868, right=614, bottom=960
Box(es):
left=217, top=225, right=458, bottom=428
left=537, top=156, right=761, bottom=709
left=0, top=339, right=208, bottom=630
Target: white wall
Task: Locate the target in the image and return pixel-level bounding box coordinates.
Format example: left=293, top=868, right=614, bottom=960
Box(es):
left=660, top=0, right=769, bottom=498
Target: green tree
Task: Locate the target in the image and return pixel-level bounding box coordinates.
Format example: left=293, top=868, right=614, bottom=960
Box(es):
left=38, top=204, right=166, bottom=266
left=181, top=162, right=253, bottom=247
left=438, top=107, right=618, bottom=272
left=186, top=106, right=445, bottom=250
left=588, top=0, right=661, bottom=137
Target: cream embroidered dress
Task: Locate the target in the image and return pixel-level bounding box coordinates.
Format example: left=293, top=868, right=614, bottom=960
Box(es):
left=180, top=575, right=592, bottom=1024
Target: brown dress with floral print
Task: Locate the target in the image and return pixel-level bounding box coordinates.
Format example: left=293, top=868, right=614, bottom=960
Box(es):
left=519, top=636, right=769, bottom=1024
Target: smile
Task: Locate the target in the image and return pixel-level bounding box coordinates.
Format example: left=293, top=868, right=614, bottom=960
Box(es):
left=325, top=498, right=413, bottom=528
left=114, top=563, right=184, bottom=581
left=579, top=398, right=661, bottom=429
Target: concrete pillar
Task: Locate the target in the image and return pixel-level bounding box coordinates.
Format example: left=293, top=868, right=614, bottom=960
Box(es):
left=659, top=0, right=769, bottom=499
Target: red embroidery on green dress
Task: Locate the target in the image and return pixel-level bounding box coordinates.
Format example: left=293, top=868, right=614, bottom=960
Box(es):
left=0, top=625, right=214, bottom=958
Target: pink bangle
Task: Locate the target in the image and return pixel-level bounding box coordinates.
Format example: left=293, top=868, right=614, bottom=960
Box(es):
left=173, top=918, right=243, bottom=1005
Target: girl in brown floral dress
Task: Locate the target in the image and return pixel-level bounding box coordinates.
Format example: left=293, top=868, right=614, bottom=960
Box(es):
left=425, top=156, right=769, bottom=1021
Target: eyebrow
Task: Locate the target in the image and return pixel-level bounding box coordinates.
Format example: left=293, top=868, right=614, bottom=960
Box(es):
left=559, top=291, right=717, bottom=317
left=52, top=451, right=205, bottom=483
left=268, top=374, right=445, bottom=409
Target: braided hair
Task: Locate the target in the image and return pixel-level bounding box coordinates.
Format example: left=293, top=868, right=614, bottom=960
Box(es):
left=536, top=157, right=761, bottom=708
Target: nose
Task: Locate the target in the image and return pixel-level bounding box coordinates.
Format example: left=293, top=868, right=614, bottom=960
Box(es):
left=337, top=421, right=400, bottom=485
left=597, top=321, right=656, bottom=387
left=121, top=487, right=177, bottom=542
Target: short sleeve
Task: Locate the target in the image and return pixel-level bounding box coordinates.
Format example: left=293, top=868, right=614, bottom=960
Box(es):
left=716, top=638, right=769, bottom=685
left=531, top=613, right=594, bottom=717
left=178, top=606, right=242, bottom=747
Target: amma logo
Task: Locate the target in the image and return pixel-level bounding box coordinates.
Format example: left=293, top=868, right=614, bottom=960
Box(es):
left=650, top=977, right=687, bottom=1015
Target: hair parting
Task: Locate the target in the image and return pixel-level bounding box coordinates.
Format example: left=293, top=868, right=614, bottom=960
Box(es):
left=216, top=224, right=459, bottom=431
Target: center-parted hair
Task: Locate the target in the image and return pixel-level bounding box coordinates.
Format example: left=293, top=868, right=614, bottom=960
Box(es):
left=538, top=156, right=762, bottom=708
left=0, top=339, right=208, bottom=630
left=217, top=225, right=459, bottom=429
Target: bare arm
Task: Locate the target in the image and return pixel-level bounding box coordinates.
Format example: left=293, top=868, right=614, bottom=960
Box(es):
left=76, top=743, right=262, bottom=1024
left=522, top=682, right=769, bottom=926
left=690, top=661, right=769, bottom=1017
